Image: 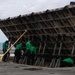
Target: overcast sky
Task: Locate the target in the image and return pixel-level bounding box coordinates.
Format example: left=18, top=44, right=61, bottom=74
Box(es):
left=0, top=0, right=75, bottom=42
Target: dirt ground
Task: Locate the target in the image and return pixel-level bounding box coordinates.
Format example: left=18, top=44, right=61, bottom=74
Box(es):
left=0, top=62, right=75, bottom=75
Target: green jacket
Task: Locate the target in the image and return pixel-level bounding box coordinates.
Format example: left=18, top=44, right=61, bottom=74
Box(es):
left=63, top=58, right=74, bottom=64
left=16, top=44, right=22, bottom=50
left=30, top=46, right=36, bottom=54
left=26, top=41, right=32, bottom=51
left=2, top=42, right=7, bottom=52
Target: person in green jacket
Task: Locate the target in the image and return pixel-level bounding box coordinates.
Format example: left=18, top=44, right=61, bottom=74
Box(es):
left=61, top=58, right=74, bottom=67
left=14, top=43, right=22, bottom=63
left=26, top=40, right=32, bottom=51
left=25, top=40, right=32, bottom=65
left=2, top=40, right=9, bottom=62
left=30, top=46, right=36, bottom=65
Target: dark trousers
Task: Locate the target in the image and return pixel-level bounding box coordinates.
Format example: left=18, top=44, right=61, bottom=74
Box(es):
left=14, top=50, right=21, bottom=63
left=31, top=53, right=35, bottom=65
left=61, top=61, right=73, bottom=67
left=6, top=52, right=10, bottom=61
left=22, top=50, right=26, bottom=60
left=27, top=50, right=31, bottom=65
left=3, top=50, right=8, bottom=62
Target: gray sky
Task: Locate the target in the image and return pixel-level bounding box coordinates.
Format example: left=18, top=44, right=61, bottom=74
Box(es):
left=0, top=0, right=74, bottom=42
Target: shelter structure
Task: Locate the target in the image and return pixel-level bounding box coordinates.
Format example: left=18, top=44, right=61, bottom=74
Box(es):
left=0, top=3, right=75, bottom=67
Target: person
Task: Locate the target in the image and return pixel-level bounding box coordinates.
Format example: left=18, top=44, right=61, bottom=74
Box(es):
left=61, top=58, right=74, bottom=67
left=2, top=40, right=9, bottom=62
left=30, top=45, right=36, bottom=65
left=14, top=43, right=22, bottom=63
left=7, top=37, right=12, bottom=61
left=26, top=40, right=32, bottom=65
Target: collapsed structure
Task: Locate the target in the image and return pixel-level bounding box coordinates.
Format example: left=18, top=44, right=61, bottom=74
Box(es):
left=0, top=3, right=75, bottom=67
